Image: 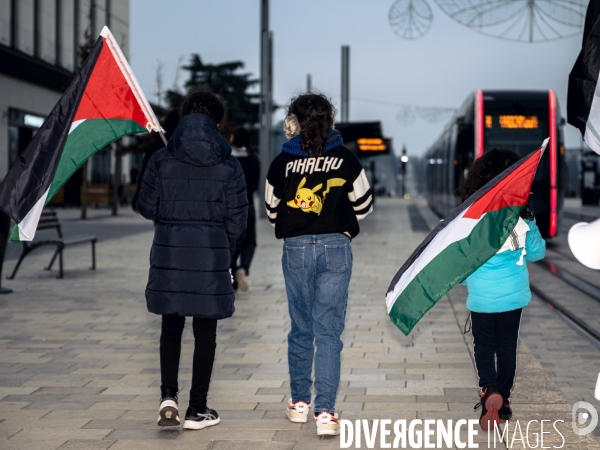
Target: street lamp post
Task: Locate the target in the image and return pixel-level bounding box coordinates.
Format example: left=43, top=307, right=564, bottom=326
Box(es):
left=400, top=145, right=409, bottom=198
left=258, top=0, right=273, bottom=219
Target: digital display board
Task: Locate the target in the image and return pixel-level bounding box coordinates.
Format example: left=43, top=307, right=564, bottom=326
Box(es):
left=485, top=115, right=539, bottom=129
left=357, top=138, right=387, bottom=152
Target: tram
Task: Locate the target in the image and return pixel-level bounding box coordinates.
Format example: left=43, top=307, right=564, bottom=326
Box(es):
left=426, top=90, right=565, bottom=238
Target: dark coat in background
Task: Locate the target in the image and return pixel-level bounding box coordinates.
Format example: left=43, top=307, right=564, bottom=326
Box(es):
left=136, top=113, right=248, bottom=319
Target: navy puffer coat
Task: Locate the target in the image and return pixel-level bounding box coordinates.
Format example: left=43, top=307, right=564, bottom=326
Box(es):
left=136, top=113, right=248, bottom=319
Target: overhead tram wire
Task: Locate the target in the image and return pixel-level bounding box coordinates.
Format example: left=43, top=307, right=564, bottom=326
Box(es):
left=349, top=97, right=456, bottom=126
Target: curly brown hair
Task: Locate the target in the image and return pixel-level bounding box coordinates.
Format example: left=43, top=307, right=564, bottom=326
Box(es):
left=457, top=147, right=534, bottom=219
left=180, top=88, right=225, bottom=125
left=287, top=93, right=336, bottom=156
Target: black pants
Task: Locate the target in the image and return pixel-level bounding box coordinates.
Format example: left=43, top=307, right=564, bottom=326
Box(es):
left=232, top=203, right=256, bottom=275
left=160, top=315, right=217, bottom=410
left=471, top=308, right=522, bottom=403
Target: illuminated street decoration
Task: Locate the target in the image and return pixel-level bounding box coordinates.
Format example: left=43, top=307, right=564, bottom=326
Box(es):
left=388, top=0, right=434, bottom=40
left=434, top=0, right=586, bottom=42
left=396, top=104, right=455, bottom=127
left=389, top=0, right=586, bottom=42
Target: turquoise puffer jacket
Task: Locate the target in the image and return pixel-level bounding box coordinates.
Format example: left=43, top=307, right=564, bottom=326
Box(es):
left=463, top=218, right=546, bottom=313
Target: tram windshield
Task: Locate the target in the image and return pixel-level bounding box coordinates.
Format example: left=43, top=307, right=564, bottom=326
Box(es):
left=483, top=96, right=549, bottom=180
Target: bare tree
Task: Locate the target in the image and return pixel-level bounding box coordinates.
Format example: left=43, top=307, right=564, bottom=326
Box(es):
left=172, top=55, right=184, bottom=94
left=154, top=60, right=164, bottom=108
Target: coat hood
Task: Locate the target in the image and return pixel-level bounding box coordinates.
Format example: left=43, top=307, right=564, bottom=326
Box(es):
left=281, top=129, right=344, bottom=156
left=168, top=113, right=231, bottom=166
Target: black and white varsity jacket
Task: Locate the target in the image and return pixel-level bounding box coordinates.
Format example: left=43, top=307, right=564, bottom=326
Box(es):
left=265, top=144, right=373, bottom=239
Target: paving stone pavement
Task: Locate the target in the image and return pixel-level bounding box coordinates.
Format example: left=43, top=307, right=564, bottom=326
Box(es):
left=0, top=199, right=597, bottom=449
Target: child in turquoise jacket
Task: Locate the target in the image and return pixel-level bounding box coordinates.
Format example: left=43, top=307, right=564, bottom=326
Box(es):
left=459, top=148, right=546, bottom=431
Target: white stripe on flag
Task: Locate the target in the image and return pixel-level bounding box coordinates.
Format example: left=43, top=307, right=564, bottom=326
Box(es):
left=100, top=26, right=162, bottom=133
left=385, top=208, right=483, bottom=313
left=69, top=119, right=85, bottom=134
left=17, top=187, right=50, bottom=241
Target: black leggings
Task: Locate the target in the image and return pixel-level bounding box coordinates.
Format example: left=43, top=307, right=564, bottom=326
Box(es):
left=232, top=203, right=257, bottom=275
left=471, top=308, right=522, bottom=403
left=160, top=315, right=217, bottom=410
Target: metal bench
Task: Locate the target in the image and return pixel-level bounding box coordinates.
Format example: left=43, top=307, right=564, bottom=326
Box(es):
left=7, top=210, right=97, bottom=279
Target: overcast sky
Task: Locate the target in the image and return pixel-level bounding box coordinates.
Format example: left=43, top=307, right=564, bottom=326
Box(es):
left=130, top=0, right=585, bottom=156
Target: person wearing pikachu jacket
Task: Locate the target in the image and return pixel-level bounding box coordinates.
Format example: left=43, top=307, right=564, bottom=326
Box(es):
left=265, top=93, right=373, bottom=437
left=265, top=127, right=373, bottom=240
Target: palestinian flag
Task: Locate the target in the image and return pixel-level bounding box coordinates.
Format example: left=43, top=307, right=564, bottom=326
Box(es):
left=567, top=0, right=600, bottom=154
left=0, top=26, right=162, bottom=242
left=386, top=139, right=548, bottom=336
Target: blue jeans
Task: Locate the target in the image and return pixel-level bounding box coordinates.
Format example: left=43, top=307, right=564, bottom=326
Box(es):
left=282, top=233, right=352, bottom=413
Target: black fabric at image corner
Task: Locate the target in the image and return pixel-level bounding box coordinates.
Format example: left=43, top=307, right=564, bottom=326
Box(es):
left=0, top=36, right=103, bottom=223
left=567, top=0, right=600, bottom=134
left=136, top=114, right=248, bottom=319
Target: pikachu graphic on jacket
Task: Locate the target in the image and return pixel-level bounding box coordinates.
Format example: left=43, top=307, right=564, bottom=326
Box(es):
left=287, top=177, right=346, bottom=215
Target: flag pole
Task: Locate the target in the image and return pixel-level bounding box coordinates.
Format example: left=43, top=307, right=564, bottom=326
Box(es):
left=159, top=132, right=168, bottom=146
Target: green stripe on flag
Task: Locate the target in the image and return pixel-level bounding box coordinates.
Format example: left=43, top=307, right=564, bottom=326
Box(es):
left=388, top=206, right=521, bottom=336
left=10, top=118, right=147, bottom=242
left=47, top=118, right=147, bottom=202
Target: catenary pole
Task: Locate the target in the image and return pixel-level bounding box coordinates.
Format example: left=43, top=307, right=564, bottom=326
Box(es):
left=258, top=0, right=272, bottom=219
left=341, top=46, right=350, bottom=122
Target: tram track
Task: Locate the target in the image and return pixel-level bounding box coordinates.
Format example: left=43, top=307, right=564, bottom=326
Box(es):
left=529, top=283, right=600, bottom=346
left=535, top=260, right=600, bottom=302
left=530, top=257, right=600, bottom=347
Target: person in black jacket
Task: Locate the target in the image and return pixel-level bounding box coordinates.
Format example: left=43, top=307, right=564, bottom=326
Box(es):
left=136, top=90, right=248, bottom=431
left=229, top=126, right=260, bottom=293
left=265, top=93, right=372, bottom=436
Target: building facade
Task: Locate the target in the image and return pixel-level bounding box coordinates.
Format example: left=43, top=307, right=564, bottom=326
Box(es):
left=0, top=0, right=130, bottom=201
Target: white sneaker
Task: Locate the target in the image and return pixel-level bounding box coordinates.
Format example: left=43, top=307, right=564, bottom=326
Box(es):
left=235, top=269, right=249, bottom=293
left=314, top=411, right=340, bottom=436
left=286, top=398, right=311, bottom=423
left=157, top=394, right=179, bottom=427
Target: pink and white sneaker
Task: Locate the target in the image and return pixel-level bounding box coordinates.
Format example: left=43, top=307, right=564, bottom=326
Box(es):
left=286, top=398, right=311, bottom=423
left=314, top=411, right=340, bottom=436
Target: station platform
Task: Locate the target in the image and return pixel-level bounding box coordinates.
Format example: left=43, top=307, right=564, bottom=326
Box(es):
left=0, top=199, right=597, bottom=449
left=563, top=197, right=599, bottom=222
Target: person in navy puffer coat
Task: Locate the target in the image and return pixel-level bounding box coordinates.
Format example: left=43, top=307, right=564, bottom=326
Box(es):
left=136, top=90, right=248, bottom=429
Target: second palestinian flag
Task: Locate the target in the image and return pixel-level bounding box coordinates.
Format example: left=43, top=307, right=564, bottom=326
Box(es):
left=386, top=139, right=548, bottom=336
left=0, top=27, right=161, bottom=242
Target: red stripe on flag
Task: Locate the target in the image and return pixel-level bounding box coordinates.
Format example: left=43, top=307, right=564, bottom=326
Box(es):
left=463, top=149, right=542, bottom=220
left=73, top=38, right=147, bottom=127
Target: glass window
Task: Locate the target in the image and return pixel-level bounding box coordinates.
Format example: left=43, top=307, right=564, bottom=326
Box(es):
left=39, top=0, right=56, bottom=64
left=109, top=0, right=128, bottom=57
left=16, top=0, right=35, bottom=55
left=8, top=126, right=19, bottom=169
left=0, top=0, right=11, bottom=46
left=94, top=0, right=105, bottom=37
left=59, top=0, right=75, bottom=70
left=78, top=0, right=92, bottom=47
